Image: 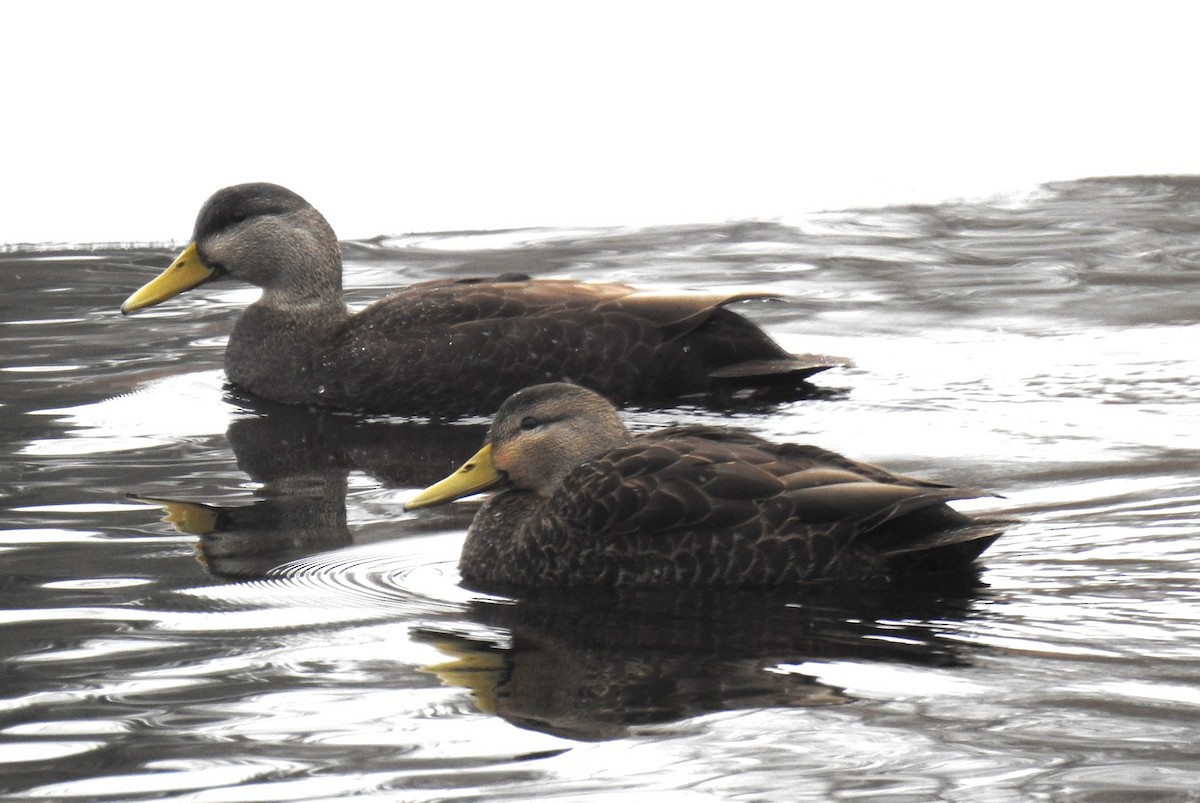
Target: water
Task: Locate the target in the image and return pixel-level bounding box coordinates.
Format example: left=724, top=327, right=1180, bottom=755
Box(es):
left=2, top=175, right=1199, bottom=801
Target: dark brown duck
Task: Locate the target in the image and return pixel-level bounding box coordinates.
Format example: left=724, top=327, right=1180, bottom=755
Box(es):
left=405, top=382, right=1005, bottom=588
left=121, top=183, right=845, bottom=417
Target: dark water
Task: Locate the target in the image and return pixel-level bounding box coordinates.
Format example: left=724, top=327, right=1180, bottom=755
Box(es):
left=3, top=175, right=1199, bottom=801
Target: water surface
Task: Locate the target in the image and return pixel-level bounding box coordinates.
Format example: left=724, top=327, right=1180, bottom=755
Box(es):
left=2, top=176, right=1199, bottom=800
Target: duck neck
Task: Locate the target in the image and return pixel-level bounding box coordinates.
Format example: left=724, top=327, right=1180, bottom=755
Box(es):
left=252, top=208, right=346, bottom=312
left=226, top=299, right=349, bottom=405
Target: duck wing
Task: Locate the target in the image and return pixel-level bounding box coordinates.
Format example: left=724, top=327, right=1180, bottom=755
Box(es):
left=528, top=431, right=999, bottom=586
left=318, top=277, right=845, bottom=415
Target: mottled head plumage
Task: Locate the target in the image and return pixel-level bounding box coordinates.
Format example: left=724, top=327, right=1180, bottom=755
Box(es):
left=194, top=183, right=311, bottom=242
left=488, top=383, right=632, bottom=496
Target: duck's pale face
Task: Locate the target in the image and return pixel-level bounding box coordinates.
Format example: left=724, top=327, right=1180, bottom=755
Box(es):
left=405, top=383, right=633, bottom=509
left=490, top=418, right=603, bottom=497
left=486, top=385, right=632, bottom=496
left=198, top=207, right=341, bottom=300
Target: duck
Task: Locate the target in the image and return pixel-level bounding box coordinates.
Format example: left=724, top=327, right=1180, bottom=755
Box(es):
left=121, top=183, right=846, bottom=417
left=404, top=382, right=1004, bottom=589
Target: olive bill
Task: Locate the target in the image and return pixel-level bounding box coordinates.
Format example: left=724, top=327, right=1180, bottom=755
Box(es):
left=121, top=242, right=214, bottom=314
left=405, top=444, right=505, bottom=510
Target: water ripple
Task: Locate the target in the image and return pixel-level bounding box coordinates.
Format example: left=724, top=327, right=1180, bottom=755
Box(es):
left=174, top=532, right=473, bottom=632
left=6, top=176, right=1200, bottom=801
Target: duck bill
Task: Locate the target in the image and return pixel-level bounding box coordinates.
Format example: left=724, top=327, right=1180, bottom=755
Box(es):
left=405, top=444, right=505, bottom=510
left=121, top=242, right=215, bottom=314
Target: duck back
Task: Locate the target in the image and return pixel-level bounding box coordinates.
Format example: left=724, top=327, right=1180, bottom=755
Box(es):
left=307, top=277, right=839, bottom=416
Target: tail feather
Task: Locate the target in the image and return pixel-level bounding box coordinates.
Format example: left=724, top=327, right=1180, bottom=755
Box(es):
left=708, top=355, right=852, bottom=381
left=823, top=491, right=1008, bottom=578
left=880, top=522, right=1007, bottom=574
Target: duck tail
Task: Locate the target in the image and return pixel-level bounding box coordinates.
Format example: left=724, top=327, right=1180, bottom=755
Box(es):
left=877, top=519, right=1008, bottom=575
left=707, top=355, right=852, bottom=383
left=815, top=487, right=1007, bottom=578
left=690, top=304, right=850, bottom=387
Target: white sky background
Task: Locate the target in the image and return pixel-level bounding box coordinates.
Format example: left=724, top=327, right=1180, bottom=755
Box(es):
left=3, top=1, right=1199, bottom=245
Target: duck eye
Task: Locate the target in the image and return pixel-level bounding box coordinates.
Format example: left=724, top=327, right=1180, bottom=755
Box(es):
left=519, top=415, right=540, bottom=431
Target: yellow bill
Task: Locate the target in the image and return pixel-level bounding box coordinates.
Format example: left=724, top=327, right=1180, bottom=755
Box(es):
left=405, top=444, right=505, bottom=510
left=121, top=242, right=215, bottom=314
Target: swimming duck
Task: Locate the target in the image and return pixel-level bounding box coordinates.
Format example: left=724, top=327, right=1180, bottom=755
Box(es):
left=405, top=382, right=1004, bottom=588
left=121, top=183, right=845, bottom=416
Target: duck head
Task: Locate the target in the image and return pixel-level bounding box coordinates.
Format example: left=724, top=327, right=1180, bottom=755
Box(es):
left=405, top=383, right=633, bottom=510
left=121, top=183, right=342, bottom=314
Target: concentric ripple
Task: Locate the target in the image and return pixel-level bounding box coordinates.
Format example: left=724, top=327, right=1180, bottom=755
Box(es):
left=175, top=531, right=488, bottom=633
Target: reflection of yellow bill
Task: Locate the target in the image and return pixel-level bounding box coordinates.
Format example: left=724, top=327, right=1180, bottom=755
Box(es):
left=128, top=494, right=219, bottom=535
left=419, top=638, right=505, bottom=714
left=405, top=444, right=504, bottom=510
left=121, top=242, right=214, bottom=314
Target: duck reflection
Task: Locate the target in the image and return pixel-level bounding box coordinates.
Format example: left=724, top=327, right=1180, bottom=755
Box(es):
left=128, top=399, right=993, bottom=742
left=416, top=579, right=986, bottom=741
left=133, top=396, right=486, bottom=577
left=130, top=387, right=854, bottom=578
